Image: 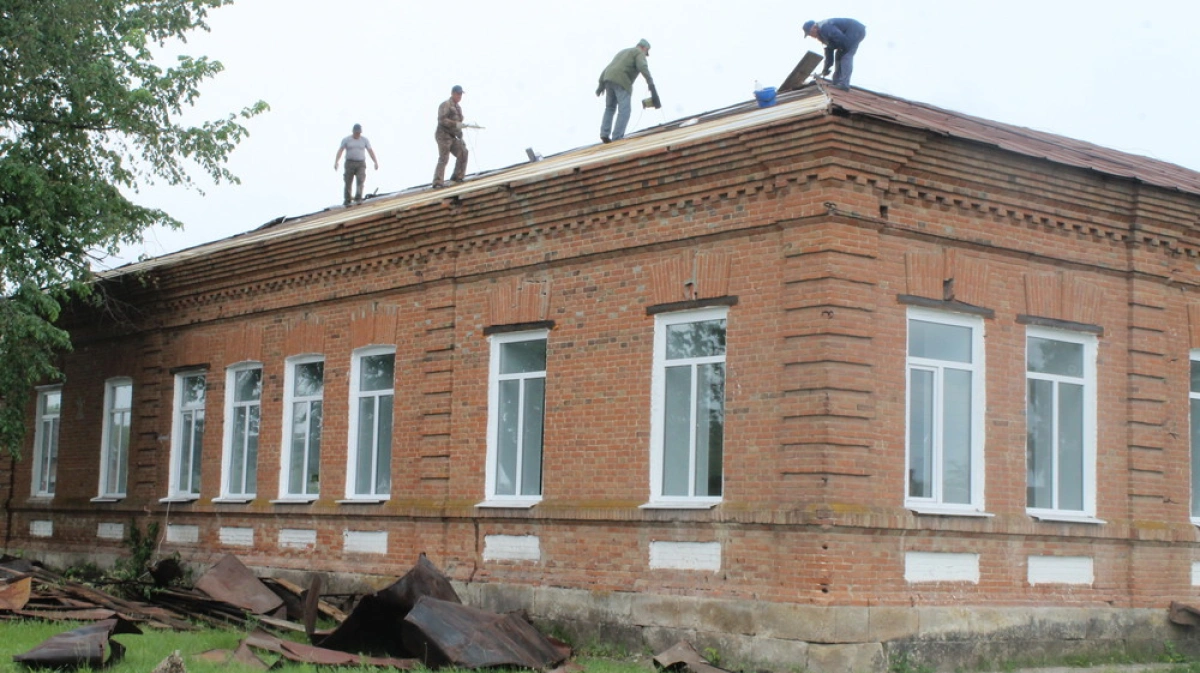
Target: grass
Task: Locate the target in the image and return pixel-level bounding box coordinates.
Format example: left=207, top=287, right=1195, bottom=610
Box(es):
left=1, top=619, right=655, bottom=673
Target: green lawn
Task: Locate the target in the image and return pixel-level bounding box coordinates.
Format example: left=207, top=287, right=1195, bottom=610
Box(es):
left=2, top=619, right=655, bottom=673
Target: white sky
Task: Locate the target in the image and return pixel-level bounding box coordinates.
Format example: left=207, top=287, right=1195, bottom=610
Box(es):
left=107, top=0, right=1200, bottom=269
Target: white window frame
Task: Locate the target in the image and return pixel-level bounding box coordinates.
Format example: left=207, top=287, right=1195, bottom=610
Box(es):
left=646, top=306, right=728, bottom=509
left=1189, top=350, right=1200, bottom=525
left=31, top=385, right=62, bottom=498
left=278, top=355, right=325, bottom=502
left=1025, top=326, right=1099, bottom=522
left=345, top=345, right=396, bottom=501
left=480, top=330, right=548, bottom=508
left=218, top=362, right=262, bottom=501
left=95, top=377, right=133, bottom=501
left=904, top=308, right=987, bottom=516
left=166, top=370, right=206, bottom=501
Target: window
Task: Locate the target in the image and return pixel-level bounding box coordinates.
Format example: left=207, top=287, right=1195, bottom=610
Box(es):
left=280, top=357, right=324, bottom=500
left=1189, top=353, right=1200, bottom=522
left=97, top=378, right=133, bottom=499
left=221, top=364, right=262, bottom=499
left=649, top=308, right=727, bottom=506
left=484, top=332, right=547, bottom=504
left=32, top=386, right=61, bottom=498
left=346, top=347, right=395, bottom=499
left=169, top=371, right=206, bottom=499
left=1026, top=328, right=1097, bottom=519
left=905, top=309, right=985, bottom=513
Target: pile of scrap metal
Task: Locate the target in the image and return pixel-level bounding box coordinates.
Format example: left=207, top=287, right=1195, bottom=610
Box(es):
left=5, top=553, right=572, bottom=671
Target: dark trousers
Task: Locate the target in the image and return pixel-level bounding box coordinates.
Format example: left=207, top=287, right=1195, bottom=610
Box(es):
left=343, top=159, right=366, bottom=204
left=433, top=133, right=468, bottom=185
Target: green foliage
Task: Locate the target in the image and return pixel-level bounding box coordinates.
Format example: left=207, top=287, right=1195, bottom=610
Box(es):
left=0, top=0, right=268, bottom=457
left=889, top=650, right=933, bottom=673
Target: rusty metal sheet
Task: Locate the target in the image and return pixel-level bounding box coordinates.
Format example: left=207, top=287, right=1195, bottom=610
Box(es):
left=401, top=596, right=569, bottom=670
left=195, top=641, right=272, bottom=670
left=0, top=576, right=31, bottom=610
left=653, top=640, right=731, bottom=673
left=12, top=616, right=141, bottom=668
left=194, top=554, right=285, bottom=615
left=1170, top=601, right=1200, bottom=627
left=245, top=629, right=416, bottom=669
left=779, top=51, right=824, bottom=92
left=317, top=553, right=460, bottom=656
left=14, top=608, right=118, bottom=622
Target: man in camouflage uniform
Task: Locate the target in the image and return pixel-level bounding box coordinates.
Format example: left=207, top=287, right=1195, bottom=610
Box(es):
left=597, top=39, right=659, bottom=143
left=433, top=85, right=468, bottom=188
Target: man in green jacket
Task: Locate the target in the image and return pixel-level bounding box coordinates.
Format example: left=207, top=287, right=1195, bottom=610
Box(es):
left=596, top=39, right=659, bottom=143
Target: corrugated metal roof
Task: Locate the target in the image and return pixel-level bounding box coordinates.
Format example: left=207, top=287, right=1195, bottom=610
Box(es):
left=106, top=82, right=1200, bottom=277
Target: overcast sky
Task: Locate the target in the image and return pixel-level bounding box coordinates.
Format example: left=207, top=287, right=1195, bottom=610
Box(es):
left=105, top=0, right=1200, bottom=269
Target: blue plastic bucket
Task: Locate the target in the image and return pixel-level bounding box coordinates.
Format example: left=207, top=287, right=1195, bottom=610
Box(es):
left=754, top=86, right=777, bottom=108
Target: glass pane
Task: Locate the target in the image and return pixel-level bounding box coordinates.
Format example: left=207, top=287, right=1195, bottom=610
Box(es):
left=496, top=379, right=520, bottom=495
left=1057, top=382, right=1084, bottom=511
left=289, top=402, right=307, bottom=495
left=376, top=395, right=393, bottom=494
left=666, top=319, right=726, bottom=360
left=307, top=401, right=322, bottom=494
left=1026, top=379, right=1053, bottom=508
left=360, top=354, right=395, bottom=392
left=908, top=320, right=972, bottom=363
left=942, top=368, right=972, bottom=504
left=1191, top=400, right=1200, bottom=518
left=1028, top=337, right=1083, bottom=377
left=662, top=366, right=692, bottom=496
left=184, top=374, right=206, bottom=405
left=180, top=414, right=194, bottom=491
left=231, top=407, right=247, bottom=492
left=295, top=361, right=324, bottom=397
left=356, top=397, right=376, bottom=494
left=501, top=339, right=547, bottom=375
left=113, top=383, right=132, bottom=409
left=245, top=406, right=259, bottom=493
left=44, top=391, right=61, bottom=415
left=235, top=368, right=262, bottom=402
left=693, top=363, right=724, bottom=497
left=908, top=369, right=934, bottom=498
left=521, top=378, right=545, bottom=496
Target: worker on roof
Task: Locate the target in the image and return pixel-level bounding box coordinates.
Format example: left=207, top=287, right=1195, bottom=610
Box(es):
left=597, top=39, right=660, bottom=143
left=433, top=85, right=469, bottom=189
left=334, top=123, right=379, bottom=207
left=803, top=18, right=867, bottom=90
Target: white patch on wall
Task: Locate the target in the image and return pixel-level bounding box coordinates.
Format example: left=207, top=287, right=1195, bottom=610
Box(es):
left=483, top=535, right=541, bottom=561
left=1028, top=555, right=1094, bottom=585
left=279, top=528, right=317, bottom=550
left=29, top=520, right=53, bottom=538
left=1192, top=562, right=1200, bottom=587
left=219, top=526, right=254, bottom=547
left=904, top=551, right=980, bottom=583
left=166, top=524, right=200, bottom=544
left=649, top=541, right=721, bottom=571
left=343, top=530, right=387, bottom=554
left=97, top=523, right=125, bottom=540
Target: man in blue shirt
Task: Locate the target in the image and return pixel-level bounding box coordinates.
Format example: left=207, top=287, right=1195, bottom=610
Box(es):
left=803, top=18, right=867, bottom=90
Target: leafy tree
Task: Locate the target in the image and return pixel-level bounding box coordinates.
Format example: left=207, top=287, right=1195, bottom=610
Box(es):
left=0, top=0, right=267, bottom=456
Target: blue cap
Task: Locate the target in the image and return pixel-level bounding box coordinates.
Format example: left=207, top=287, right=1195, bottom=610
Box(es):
left=451, top=85, right=464, bottom=94
left=802, top=20, right=816, bottom=36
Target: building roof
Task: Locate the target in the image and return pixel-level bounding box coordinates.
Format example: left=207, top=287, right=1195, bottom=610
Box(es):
left=107, top=82, right=1200, bottom=278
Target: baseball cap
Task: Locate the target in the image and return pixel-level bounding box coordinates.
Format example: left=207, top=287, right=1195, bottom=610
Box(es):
left=451, top=85, right=464, bottom=94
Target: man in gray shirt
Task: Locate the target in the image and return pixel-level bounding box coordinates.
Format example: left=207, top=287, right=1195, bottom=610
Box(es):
left=334, top=123, right=379, bottom=206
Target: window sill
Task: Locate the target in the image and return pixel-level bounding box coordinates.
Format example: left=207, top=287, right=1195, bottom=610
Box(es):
left=906, top=504, right=994, bottom=518
left=640, top=501, right=720, bottom=510
left=212, top=497, right=253, bottom=504
left=271, top=497, right=318, bottom=505
left=26, top=495, right=54, bottom=503
left=90, top=496, right=124, bottom=504
left=159, top=495, right=199, bottom=504
left=476, top=499, right=541, bottom=509
left=337, top=498, right=388, bottom=505
left=1029, top=511, right=1105, bottom=525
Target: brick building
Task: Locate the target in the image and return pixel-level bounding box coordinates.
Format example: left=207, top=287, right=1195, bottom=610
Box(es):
left=6, top=82, right=1200, bottom=671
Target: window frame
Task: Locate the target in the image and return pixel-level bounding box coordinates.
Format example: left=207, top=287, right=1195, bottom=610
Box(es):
left=904, top=308, right=988, bottom=515
left=218, top=362, right=262, bottom=501
left=95, top=377, right=133, bottom=501
left=166, top=370, right=207, bottom=501
left=31, top=385, right=62, bottom=499
left=1188, top=350, right=1200, bottom=525
left=646, top=306, right=728, bottom=509
left=344, top=345, right=396, bottom=501
left=1024, top=326, right=1099, bottom=522
left=278, top=355, right=325, bottom=502
left=481, top=330, right=549, bottom=508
